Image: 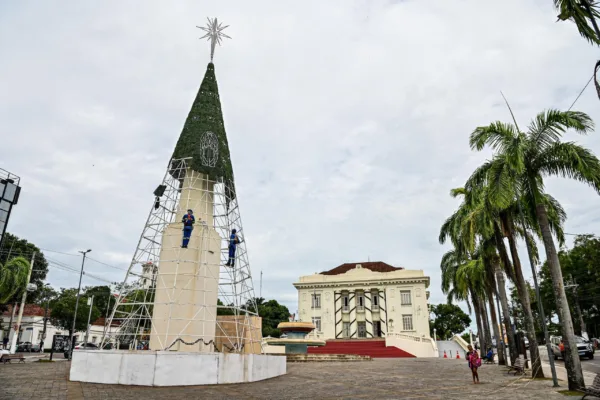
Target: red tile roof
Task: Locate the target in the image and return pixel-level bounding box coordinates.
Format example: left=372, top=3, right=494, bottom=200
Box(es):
left=1, top=304, right=47, bottom=317
left=320, top=262, right=403, bottom=275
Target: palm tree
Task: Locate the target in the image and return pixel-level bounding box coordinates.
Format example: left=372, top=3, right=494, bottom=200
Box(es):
left=468, top=109, right=600, bottom=390
left=440, top=187, right=518, bottom=365
left=0, top=256, right=30, bottom=303
left=554, top=1, right=600, bottom=102
left=440, top=249, right=490, bottom=350
left=555, top=0, right=600, bottom=44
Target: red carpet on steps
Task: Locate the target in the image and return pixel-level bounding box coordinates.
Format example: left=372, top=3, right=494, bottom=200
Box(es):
left=307, top=339, right=416, bottom=358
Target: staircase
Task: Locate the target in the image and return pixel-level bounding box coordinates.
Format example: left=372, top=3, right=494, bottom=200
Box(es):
left=286, top=354, right=372, bottom=362
left=307, top=339, right=415, bottom=358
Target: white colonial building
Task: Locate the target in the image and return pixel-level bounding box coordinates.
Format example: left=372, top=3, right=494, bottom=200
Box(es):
left=0, top=304, right=119, bottom=350
left=294, top=262, right=431, bottom=341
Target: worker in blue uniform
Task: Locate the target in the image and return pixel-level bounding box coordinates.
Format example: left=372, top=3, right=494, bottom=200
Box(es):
left=225, top=229, right=241, bottom=267
left=181, top=209, right=195, bottom=248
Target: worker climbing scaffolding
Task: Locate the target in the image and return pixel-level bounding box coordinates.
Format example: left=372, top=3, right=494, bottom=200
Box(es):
left=225, top=228, right=241, bottom=267
left=181, top=209, right=195, bottom=248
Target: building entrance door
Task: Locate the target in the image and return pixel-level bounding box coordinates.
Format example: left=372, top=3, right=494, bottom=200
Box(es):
left=358, top=322, right=366, bottom=338
left=374, top=321, right=381, bottom=337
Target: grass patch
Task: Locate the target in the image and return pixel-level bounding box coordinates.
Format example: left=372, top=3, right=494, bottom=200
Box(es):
left=37, top=359, right=53, bottom=363
left=557, top=389, right=585, bottom=396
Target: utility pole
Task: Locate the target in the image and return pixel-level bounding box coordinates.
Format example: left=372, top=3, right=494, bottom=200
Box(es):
left=10, top=252, right=35, bottom=354
left=565, top=275, right=587, bottom=340
left=69, top=249, right=91, bottom=360
left=495, top=294, right=508, bottom=365
left=5, top=301, right=17, bottom=349
left=523, top=232, right=559, bottom=387
left=40, top=285, right=50, bottom=352
left=83, top=295, right=94, bottom=346
left=260, top=270, right=262, bottom=299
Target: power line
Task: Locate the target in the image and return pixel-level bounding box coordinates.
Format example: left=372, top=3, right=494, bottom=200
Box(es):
left=568, top=74, right=594, bottom=111
left=38, top=248, right=80, bottom=257
left=86, top=257, right=128, bottom=272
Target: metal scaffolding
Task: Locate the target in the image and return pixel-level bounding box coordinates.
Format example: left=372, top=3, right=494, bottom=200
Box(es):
left=101, top=157, right=260, bottom=353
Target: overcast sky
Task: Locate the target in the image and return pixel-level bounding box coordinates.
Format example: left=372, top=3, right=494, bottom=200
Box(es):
left=2, top=0, right=600, bottom=322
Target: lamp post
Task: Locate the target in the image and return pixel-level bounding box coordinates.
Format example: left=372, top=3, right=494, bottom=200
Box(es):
left=69, top=249, right=91, bottom=360
left=39, top=283, right=51, bottom=352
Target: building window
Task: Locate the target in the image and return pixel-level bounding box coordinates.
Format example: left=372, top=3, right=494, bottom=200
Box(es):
left=402, top=314, right=413, bottom=331
left=92, top=336, right=97, bottom=344
left=357, top=294, right=364, bottom=311
left=372, top=291, right=379, bottom=309
left=400, top=290, right=412, bottom=305
left=342, top=322, right=350, bottom=338
left=342, top=295, right=349, bottom=312
left=312, top=317, right=321, bottom=332
left=37, top=331, right=42, bottom=341
left=312, top=293, right=321, bottom=309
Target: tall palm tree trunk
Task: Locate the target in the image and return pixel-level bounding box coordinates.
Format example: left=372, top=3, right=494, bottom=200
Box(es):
left=493, top=230, right=519, bottom=364
left=494, top=262, right=517, bottom=365
left=508, top=230, right=544, bottom=378
left=479, top=297, right=493, bottom=353
left=485, top=284, right=506, bottom=365
left=536, top=204, right=585, bottom=390
left=472, top=294, right=484, bottom=352
left=503, top=216, right=544, bottom=378
left=494, top=225, right=516, bottom=282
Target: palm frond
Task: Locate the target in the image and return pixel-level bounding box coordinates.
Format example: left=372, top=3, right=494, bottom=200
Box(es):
left=528, top=109, right=594, bottom=151
left=554, top=0, right=600, bottom=45
left=536, top=141, right=600, bottom=194
left=469, top=121, right=518, bottom=152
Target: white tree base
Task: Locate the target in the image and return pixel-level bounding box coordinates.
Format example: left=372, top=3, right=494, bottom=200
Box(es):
left=69, top=350, right=286, bottom=386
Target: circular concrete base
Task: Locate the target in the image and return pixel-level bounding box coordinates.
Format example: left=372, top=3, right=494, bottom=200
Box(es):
left=69, top=350, right=286, bottom=386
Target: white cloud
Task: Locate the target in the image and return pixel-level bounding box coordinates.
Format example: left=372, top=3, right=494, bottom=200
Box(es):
left=2, top=0, right=600, bottom=320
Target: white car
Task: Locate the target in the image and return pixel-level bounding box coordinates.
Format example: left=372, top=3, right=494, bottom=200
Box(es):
left=550, top=335, right=594, bottom=360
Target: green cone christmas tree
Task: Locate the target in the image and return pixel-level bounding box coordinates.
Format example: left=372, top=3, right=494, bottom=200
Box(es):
left=171, top=62, right=235, bottom=196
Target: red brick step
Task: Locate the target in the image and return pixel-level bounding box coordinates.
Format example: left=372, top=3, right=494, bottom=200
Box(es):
left=308, top=339, right=415, bottom=358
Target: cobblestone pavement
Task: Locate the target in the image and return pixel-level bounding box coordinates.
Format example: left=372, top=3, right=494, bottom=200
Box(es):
left=0, top=358, right=569, bottom=399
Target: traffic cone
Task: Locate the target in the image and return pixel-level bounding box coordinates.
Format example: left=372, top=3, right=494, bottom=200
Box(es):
left=456, top=352, right=460, bottom=359
left=443, top=350, right=447, bottom=358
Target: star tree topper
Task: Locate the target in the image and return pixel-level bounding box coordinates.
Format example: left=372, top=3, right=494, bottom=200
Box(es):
left=198, top=17, right=231, bottom=62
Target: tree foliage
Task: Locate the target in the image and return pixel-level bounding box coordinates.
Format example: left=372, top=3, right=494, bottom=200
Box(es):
left=0, top=232, right=49, bottom=305
left=540, top=234, right=600, bottom=338
left=83, top=286, right=113, bottom=318
left=429, top=303, right=471, bottom=340
left=0, top=256, right=30, bottom=303
left=554, top=0, right=600, bottom=45
left=49, top=288, right=101, bottom=334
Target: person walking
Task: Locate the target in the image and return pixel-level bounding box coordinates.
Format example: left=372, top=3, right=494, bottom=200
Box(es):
left=2, top=336, right=8, bottom=349
left=466, top=344, right=481, bottom=384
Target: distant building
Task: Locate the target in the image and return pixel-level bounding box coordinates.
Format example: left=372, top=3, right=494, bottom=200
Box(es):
left=293, top=262, right=431, bottom=340
left=0, top=304, right=118, bottom=350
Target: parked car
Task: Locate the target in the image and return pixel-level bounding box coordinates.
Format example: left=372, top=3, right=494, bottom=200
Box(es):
left=63, top=342, right=98, bottom=358
left=16, top=342, right=41, bottom=352
left=74, top=342, right=99, bottom=350
left=550, top=335, right=594, bottom=360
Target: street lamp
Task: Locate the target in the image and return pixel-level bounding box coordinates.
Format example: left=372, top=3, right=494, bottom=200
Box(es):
left=69, top=249, right=91, bottom=360
left=39, top=283, right=51, bottom=352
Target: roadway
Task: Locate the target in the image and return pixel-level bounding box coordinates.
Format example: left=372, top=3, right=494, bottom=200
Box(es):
left=537, top=346, right=600, bottom=376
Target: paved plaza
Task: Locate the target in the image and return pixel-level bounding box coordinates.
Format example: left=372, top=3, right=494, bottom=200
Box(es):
left=0, top=358, right=572, bottom=399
